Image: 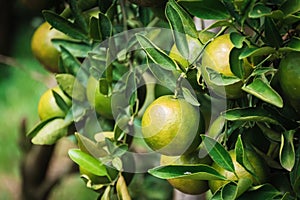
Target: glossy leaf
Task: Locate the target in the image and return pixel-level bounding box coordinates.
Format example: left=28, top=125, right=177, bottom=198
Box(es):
left=52, top=89, right=70, bottom=114
left=237, top=184, right=282, bottom=199
left=136, top=34, right=178, bottom=71
left=43, top=10, right=88, bottom=40
left=249, top=67, right=277, bottom=77
left=222, top=182, right=238, bottom=200
left=221, top=179, right=253, bottom=199
left=222, top=107, right=280, bottom=125
left=166, top=0, right=199, bottom=62
left=235, top=135, right=256, bottom=179
left=56, top=74, right=86, bottom=102
left=116, top=175, right=131, bottom=200
left=207, top=115, right=226, bottom=139
left=52, top=39, right=92, bottom=57
left=248, top=3, right=272, bottom=18
left=89, top=16, right=101, bottom=41
left=178, top=0, right=230, bottom=20
left=182, top=87, right=200, bottom=106
left=236, top=178, right=253, bottom=197
left=257, top=122, right=281, bottom=142
left=69, top=149, right=109, bottom=177
left=31, top=118, right=70, bottom=145
left=206, top=67, right=241, bottom=86
left=147, top=60, right=178, bottom=91
left=280, top=0, right=300, bottom=15
left=239, top=47, right=276, bottom=59
left=75, top=133, right=108, bottom=157
left=230, top=32, right=246, bottom=49
left=242, top=78, right=283, bottom=108
left=280, top=37, right=300, bottom=52
left=26, top=117, right=58, bottom=138
left=230, top=47, right=244, bottom=79
left=69, top=0, right=88, bottom=33
left=98, top=12, right=112, bottom=40
left=148, top=164, right=227, bottom=180
left=60, top=46, right=82, bottom=75
left=264, top=17, right=283, bottom=48
left=290, top=146, right=300, bottom=196
left=280, top=130, right=295, bottom=171
left=201, top=135, right=235, bottom=173
left=166, top=0, right=198, bottom=38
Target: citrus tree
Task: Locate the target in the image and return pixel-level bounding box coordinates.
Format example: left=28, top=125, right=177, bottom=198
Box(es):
left=27, top=0, right=300, bottom=199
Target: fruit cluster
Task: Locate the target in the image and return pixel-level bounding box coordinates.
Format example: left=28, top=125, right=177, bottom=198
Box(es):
left=27, top=0, right=300, bottom=199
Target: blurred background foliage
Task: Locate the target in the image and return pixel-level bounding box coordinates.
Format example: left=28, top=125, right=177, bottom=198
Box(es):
left=0, top=0, right=96, bottom=199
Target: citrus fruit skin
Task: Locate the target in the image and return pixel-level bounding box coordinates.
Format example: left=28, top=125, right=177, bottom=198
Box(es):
left=208, top=149, right=269, bottom=193
left=169, top=31, right=215, bottom=69
left=160, top=149, right=212, bottom=195
left=31, top=22, right=68, bottom=73
left=201, top=34, right=252, bottom=99
left=278, top=52, right=300, bottom=111
left=86, top=76, right=113, bottom=119
left=141, top=95, right=201, bottom=156
left=202, top=34, right=235, bottom=76
left=38, top=86, right=72, bottom=121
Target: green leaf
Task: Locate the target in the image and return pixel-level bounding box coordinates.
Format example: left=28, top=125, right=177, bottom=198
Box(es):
left=69, top=0, right=88, bottom=33
left=26, top=117, right=58, bottom=138
left=280, top=0, right=300, bottom=15
left=248, top=3, right=272, bottom=18
left=237, top=184, right=282, bottom=199
left=182, top=87, right=200, bottom=106
left=68, top=149, right=108, bottom=176
left=235, top=135, right=257, bottom=180
left=56, top=74, right=86, bottom=102
left=239, top=47, right=276, bottom=59
left=264, top=17, right=283, bottom=48
left=249, top=67, right=277, bottom=77
left=31, top=118, right=70, bottom=145
left=166, top=0, right=198, bottom=38
left=166, top=0, right=201, bottom=62
left=257, top=122, right=281, bottom=142
left=222, top=182, right=238, bottom=200
left=280, top=130, right=296, bottom=171
left=147, top=60, right=178, bottom=92
left=178, top=0, right=230, bottom=20
left=222, top=107, right=280, bottom=125
left=242, top=78, right=283, bottom=108
left=52, top=39, right=92, bottom=57
left=236, top=178, right=253, bottom=197
left=148, top=164, right=227, bottom=180
left=89, top=16, right=101, bottom=41
left=211, top=190, right=222, bottom=199
left=280, top=37, right=300, bottom=52
left=230, top=47, right=244, bottom=79
left=98, top=12, right=112, bottom=40
left=60, top=45, right=82, bottom=75
left=207, top=115, right=226, bottom=139
left=75, top=133, right=108, bottom=157
left=201, top=135, right=235, bottom=173
left=136, top=34, right=178, bottom=71
left=290, top=147, right=300, bottom=196
left=230, top=32, right=246, bottom=49
left=52, top=89, right=70, bottom=113
left=43, top=10, right=88, bottom=41
left=206, top=67, right=241, bottom=86
left=116, top=175, right=131, bottom=200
